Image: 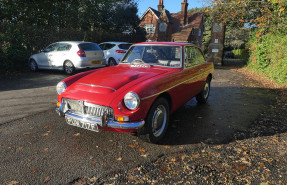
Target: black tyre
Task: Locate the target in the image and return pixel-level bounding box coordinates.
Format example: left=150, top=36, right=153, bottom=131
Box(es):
left=108, top=58, right=117, bottom=66
left=29, top=59, right=38, bottom=72
left=138, top=97, right=170, bottom=143
left=196, top=77, right=211, bottom=104
left=64, top=60, right=75, bottom=75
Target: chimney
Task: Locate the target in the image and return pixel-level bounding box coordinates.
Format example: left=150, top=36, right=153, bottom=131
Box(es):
left=181, top=0, right=188, bottom=25
left=158, top=0, right=164, bottom=12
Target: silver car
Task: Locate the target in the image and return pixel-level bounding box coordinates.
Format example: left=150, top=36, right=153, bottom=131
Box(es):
left=99, top=42, right=132, bottom=66
left=29, top=41, right=106, bottom=74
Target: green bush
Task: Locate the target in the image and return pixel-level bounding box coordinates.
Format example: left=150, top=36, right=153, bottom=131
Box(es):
left=248, top=32, right=287, bottom=84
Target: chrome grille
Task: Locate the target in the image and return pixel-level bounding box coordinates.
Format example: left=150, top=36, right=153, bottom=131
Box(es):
left=62, top=98, right=114, bottom=119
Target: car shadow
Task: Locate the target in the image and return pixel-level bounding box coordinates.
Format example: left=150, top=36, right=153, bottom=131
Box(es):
left=158, top=86, right=286, bottom=146
left=0, top=68, right=102, bottom=92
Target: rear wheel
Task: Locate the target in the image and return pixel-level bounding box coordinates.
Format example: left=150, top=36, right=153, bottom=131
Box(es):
left=29, top=59, right=38, bottom=72
left=64, top=60, right=75, bottom=75
left=138, top=97, right=169, bottom=143
left=108, top=58, right=117, bottom=66
left=196, top=77, right=211, bottom=104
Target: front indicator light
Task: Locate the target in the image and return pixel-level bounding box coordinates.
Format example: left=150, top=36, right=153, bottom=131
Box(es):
left=57, top=102, right=61, bottom=107
left=115, top=115, right=129, bottom=122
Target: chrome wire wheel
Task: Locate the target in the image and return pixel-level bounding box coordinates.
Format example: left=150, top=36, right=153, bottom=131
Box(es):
left=196, top=77, right=211, bottom=104
left=151, top=105, right=167, bottom=137
left=64, top=61, right=75, bottom=74
left=203, top=81, right=210, bottom=100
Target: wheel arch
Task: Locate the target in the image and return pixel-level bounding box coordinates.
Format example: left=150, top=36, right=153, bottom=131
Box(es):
left=153, top=92, right=172, bottom=112
left=207, top=73, right=212, bottom=81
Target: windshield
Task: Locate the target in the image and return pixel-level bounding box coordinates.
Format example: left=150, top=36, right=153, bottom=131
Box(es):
left=121, top=45, right=182, bottom=68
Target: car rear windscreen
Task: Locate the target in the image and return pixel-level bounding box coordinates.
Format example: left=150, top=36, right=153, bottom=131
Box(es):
left=79, top=43, right=101, bottom=51
left=119, top=44, right=132, bottom=50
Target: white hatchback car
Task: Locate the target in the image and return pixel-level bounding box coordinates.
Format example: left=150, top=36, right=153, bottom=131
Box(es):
left=99, top=42, right=132, bottom=66
left=29, top=41, right=106, bottom=74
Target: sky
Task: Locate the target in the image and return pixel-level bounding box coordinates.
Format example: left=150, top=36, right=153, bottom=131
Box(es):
left=137, top=0, right=206, bottom=17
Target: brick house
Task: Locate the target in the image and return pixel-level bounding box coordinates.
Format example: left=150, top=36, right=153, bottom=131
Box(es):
left=139, top=0, right=205, bottom=47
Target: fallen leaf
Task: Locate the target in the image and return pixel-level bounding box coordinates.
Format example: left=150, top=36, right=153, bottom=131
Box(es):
left=214, top=145, right=222, bottom=149
left=88, top=177, right=98, bottom=182
left=138, top=147, right=146, bottom=152
left=90, top=161, right=97, bottom=166
left=23, top=132, right=31, bottom=135
left=43, top=148, right=49, bottom=152
left=8, top=181, right=19, bottom=185
left=73, top=133, right=80, bottom=137
left=128, top=145, right=137, bottom=148
left=141, top=154, right=147, bottom=158
left=164, top=145, right=171, bottom=149
left=117, top=157, right=122, bottom=161
left=43, top=176, right=50, bottom=183
left=259, top=163, right=265, bottom=168
left=31, top=169, right=36, bottom=173
left=43, top=133, right=49, bottom=137
left=44, top=126, right=52, bottom=129
left=18, top=146, right=24, bottom=151
left=271, top=138, right=279, bottom=142
left=236, top=166, right=246, bottom=171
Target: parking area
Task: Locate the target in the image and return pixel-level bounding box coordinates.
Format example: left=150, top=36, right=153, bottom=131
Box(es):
left=0, top=67, right=282, bottom=184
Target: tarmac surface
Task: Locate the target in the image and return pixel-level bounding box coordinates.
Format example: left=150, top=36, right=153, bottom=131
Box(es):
left=0, top=65, right=285, bottom=184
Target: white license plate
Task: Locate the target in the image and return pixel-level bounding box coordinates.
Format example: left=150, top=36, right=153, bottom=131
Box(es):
left=65, top=116, right=99, bottom=132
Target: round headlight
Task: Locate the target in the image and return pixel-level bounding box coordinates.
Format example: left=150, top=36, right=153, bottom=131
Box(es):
left=56, top=81, right=67, bottom=95
left=124, top=92, right=140, bottom=110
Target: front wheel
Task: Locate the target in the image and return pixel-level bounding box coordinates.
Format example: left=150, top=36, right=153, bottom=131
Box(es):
left=137, top=97, right=170, bottom=143
left=29, top=59, right=38, bottom=72
left=196, top=77, right=211, bottom=104
left=64, top=60, right=75, bottom=75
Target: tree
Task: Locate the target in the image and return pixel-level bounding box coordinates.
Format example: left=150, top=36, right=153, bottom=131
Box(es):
left=0, top=0, right=144, bottom=72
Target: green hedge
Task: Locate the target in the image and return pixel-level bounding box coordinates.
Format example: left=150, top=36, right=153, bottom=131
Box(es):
left=247, top=32, right=287, bottom=84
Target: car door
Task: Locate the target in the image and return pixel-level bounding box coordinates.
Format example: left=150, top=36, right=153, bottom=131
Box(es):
left=167, top=46, right=201, bottom=110
left=182, top=45, right=203, bottom=98
left=39, top=43, right=58, bottom=68
left=49, top=43, right=71, bottom=68
left=194, top=47, right=208, bottom=88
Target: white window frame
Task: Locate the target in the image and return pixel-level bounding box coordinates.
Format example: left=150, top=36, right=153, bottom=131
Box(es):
left=144, top=24, right=155, bottom=34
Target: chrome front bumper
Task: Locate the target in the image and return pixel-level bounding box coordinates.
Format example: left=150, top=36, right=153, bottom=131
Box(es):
left=56, top=103, right=144, bottom=130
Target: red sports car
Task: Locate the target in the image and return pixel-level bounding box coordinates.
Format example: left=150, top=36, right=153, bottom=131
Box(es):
left=56, top=42, right=214, bottom=143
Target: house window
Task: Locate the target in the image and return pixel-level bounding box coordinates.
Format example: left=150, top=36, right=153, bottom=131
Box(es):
left=198, top=29, right=201, bottom=36
left=144, top=24, right=155, bottom=34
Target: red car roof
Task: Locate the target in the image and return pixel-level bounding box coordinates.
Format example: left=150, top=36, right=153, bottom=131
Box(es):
left=133, top=42, right=194, bottom=46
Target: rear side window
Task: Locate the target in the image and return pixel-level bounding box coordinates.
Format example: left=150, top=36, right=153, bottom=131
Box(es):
left=57, top=44, right=72, bottom=51
left=45, top=43, right=58, bottom=52
left=195, top=48, right=206, bottom=64
left=118, top=44, right=132, bottom=50
left=78, top=43, right=101, bottom=51
left=105, top=44, right=115, bottom=50
left=184, top=46, right=197, bottom=68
